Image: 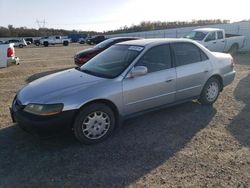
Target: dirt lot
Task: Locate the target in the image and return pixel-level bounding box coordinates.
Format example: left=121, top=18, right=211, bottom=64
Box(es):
left=0, top=44, right=249, bottom=188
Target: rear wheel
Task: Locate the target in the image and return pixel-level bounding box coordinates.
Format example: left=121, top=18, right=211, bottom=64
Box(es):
left=63, top=41, right=69, bottom=46
left=43, top=41, right=49, bottom=47
left=73, top=103, right=116, bottom=144
left=19, top=44, right=23, bottom=48
left=199, top=77, right=221, bottom=105
left=228, top=44, right=239, bottom=55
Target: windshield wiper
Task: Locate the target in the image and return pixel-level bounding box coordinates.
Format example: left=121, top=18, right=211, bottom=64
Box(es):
left=75, top=67, right=81, bottom=71
left=80, top=68, right=96, bottom=75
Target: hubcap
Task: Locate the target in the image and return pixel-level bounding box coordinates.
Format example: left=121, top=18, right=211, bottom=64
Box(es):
left=206, top=82, right=219, bottom=102
left=81, top=111, right=110, bottom=140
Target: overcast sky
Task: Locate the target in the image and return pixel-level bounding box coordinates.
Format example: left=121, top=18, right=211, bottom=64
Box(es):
left=0, top=0, right=249, bottom=31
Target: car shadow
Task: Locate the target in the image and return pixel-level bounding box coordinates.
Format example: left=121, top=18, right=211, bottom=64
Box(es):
left=0, top=101, right=216, bottom=187
left=26, top=68, right=72, bottom=83
left=234, top=52, right=250, bottom=66
left=227, top=74, right=250, bottom=147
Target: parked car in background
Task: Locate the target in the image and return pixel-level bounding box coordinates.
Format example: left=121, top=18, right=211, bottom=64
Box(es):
left=10, top=39, right=235, bottom=144
left=78, top=38, right=86, bottom=44
left=0, top=43, right=19, bottom=67
left=25, top=38, right=33, bottom=45
left=6, top=39, right=27, bottom=48
left=0, top=40, right=7, bottom=44
left=68, top=33, right=87, bottom=43
left=34, top=37, right=46, bottom=46
left=184, top=28, right=245, bottom=54
left=38, top=36, right=71, bottom=47
left=74, top=37, right=140, bottom=66
left=86, top=35, right=106, bottom=45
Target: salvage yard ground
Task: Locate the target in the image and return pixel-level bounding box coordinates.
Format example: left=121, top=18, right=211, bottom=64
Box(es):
left=0, top=44, right=249, bottom=187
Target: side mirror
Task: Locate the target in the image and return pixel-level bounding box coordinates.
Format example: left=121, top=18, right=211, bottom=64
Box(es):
left=128, top=66, right=148, bottom=78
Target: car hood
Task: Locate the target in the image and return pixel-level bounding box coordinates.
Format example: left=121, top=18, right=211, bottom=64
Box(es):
left=76, top=47, right=101, bottom=57
left=18, top=68, right=105, bottom=104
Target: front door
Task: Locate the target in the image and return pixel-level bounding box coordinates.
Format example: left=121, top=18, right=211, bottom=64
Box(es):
left=214, top=31, right=225, bottom=52
left=122, top=44, right=176, bottom=115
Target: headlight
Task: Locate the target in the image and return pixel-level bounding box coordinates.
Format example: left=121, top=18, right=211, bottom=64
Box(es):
left=24, top=103, right=64, bottom=116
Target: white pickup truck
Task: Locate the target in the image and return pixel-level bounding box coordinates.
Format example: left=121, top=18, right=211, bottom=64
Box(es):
left=39, top=36, right=71, bottom=47
left=0, top=43, right=19, bottom=68
left=184, top=28, right=245, bottom=54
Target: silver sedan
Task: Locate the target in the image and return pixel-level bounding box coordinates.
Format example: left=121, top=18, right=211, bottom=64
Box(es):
left=10, top=39, right=236, bottom=144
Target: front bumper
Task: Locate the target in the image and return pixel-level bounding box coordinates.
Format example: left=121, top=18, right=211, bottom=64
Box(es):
left=10, top=100, right=76, bottom=136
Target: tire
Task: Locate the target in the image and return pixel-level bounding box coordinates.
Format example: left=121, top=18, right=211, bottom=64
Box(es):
left=228, top=44, right=239, bottom=55
left=43, top=41, right=49, bottom=47
left=19, top=44, right=23, bottom=48
left=199, top=77, right=221, bottom=105
left=35, top=42, right=40, bottom=46
left=63, top=41, right=69, bottom=46
left=73, top=103, right=116, bottom=144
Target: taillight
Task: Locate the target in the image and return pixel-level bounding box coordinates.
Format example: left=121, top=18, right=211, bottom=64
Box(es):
left=230, top=58, right=235, bottom=68
left=7, top=47, right=14, bottom=57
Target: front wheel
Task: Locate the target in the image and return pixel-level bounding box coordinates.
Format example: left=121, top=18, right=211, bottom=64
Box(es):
left=199, top=78, right=221, bottom=105
left=73, top=103, right=116, bottom=144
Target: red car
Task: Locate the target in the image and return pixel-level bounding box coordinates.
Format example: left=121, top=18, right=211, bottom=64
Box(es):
left=74, top=37, right=140, bottom=67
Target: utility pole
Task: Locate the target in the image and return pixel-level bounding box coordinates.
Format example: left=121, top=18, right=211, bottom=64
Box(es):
left=36, top=19, right=47, bottom=28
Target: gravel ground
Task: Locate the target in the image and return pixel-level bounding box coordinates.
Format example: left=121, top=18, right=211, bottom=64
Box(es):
left=0, top=44, right=249, bottom=188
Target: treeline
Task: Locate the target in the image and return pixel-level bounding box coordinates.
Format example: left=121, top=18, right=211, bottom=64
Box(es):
left=105, top=19, right=230, bottom=34
left=0, top=25, right=99, bottom=37
left=0, top=19, right=230, bottom=37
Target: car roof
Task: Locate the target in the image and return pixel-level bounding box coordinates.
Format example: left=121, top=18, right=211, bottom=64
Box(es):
left=118, top=38, right=193, bottom=47
left=110, top=37, right=140, bottom=40
left=193, top=28, right=222, bottom=32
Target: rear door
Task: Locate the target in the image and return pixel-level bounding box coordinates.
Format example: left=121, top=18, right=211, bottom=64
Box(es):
left=55, top=36, right=60, bottom=44
left=215, top=31, right=226, bottom=52
left=204, top=32, right=217, bottom=51
left=122, top=44, right=176, bottom=115
left=171, top=42, right=212, bottom=101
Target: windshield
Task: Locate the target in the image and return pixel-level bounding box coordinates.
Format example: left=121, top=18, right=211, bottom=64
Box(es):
left=80, top=45, right=144, bottom=78
left=184, top=31, right=207, bottom=41
left=95, top=38, right=114, bottom=49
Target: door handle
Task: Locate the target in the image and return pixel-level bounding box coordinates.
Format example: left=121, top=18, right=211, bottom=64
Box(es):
left=166, top=78, right=173, bottom=83
left=204, top=70, right=209, bottom=73
left=213, top=41, right=216, bottom=44
left=221, top=40, right=225, bottom=43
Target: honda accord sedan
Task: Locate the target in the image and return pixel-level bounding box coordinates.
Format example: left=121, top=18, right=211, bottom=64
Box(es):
left=10, top=39, right=236, bottom=144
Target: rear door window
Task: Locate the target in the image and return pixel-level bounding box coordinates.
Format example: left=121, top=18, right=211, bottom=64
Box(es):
left=205, top=32, right=216, bottom=42
left=172, top=42, right=208, bottom=66
left=217, top=31, right=223, bottom=39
